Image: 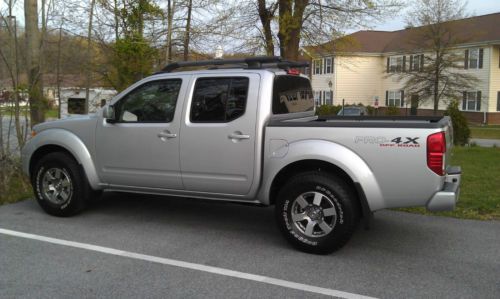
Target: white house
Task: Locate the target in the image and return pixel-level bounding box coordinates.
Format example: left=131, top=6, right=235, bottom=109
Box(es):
left=304, top=12, right=500, bottom=124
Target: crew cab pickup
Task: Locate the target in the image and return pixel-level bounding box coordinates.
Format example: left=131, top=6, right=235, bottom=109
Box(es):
left=22, top=57, right=461, bottom=254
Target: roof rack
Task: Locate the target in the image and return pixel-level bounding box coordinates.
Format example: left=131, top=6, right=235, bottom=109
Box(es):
left=158, top=56, right=309, bottom=73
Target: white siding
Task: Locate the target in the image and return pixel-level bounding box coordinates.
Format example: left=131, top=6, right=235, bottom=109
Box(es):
left=334, top=56, right=384, bottom=106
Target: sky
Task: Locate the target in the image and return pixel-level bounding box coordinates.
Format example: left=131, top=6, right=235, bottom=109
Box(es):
left=372, top=0, right=500, bottom=31
left=1, top=0, right=499, bottom=37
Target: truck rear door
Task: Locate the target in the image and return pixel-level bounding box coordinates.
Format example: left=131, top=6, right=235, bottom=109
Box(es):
left=179, top=73, right=260, bottom=195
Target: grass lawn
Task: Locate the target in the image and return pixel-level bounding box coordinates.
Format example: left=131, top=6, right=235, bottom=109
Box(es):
left=470, top=125, right=500, bottom=140
left=398, top=146, right=500, bottom=220
left=0, top=169, right=33, bottom=206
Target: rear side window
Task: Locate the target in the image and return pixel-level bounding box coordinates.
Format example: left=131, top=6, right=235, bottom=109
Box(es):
left=273, top=76, right=314, bottom=114
left=190, top=77, right=248, bottom=122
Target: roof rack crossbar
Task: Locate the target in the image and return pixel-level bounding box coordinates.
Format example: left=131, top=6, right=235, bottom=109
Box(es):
left=159, top=56, right=309, bottom=73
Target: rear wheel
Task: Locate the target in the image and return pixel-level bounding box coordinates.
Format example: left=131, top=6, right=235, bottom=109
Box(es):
left=32, top=152, right=92, bottom=216
left=275, top=172, right=360, bottom=254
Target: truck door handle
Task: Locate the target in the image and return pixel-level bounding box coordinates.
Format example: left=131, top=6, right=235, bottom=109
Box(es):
left=228, top=133, right=250, bottom=140
left=157, top=131, right=177, bottom=139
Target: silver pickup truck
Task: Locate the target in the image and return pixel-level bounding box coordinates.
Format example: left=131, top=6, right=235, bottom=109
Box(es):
left=22, top=57, right=461, bottom=254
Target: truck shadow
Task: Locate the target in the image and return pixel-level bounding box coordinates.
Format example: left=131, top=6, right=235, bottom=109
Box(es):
left=86, top=191, right=440, bottom=257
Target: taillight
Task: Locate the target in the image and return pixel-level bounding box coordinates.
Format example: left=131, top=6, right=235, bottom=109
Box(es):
left=427, top=132, right=446, bottom=176
left=286, top=68, right=300, bottom=75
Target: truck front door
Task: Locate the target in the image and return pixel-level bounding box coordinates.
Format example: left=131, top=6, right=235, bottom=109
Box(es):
left=95, top=76, right=188, bottom=190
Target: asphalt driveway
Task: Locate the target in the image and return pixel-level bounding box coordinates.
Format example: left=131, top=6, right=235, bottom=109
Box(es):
left=0, top=193, right=499, bottom=298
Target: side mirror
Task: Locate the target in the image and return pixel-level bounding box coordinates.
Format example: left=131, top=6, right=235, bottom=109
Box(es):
left=103, top=105, right=117, bottom=123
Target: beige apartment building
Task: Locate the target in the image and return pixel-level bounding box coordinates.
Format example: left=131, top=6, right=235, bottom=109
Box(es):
left=304, top=13, right=500, bottom=124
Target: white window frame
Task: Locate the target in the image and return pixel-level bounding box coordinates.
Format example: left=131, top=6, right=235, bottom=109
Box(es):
left=388, top=90, right=402, bottom=107
left=324, top=57, right=333, bottom=74
left=411, top=54, right=421, bottom=72
left=468, top=48, right=480, bottom=69
left=324, top=90, right=333, bottom=105
left=314, top=91, right=321, bottom=106
left=463, top=91, right=481, bottom=111
left=389, top=56, right=404, bottom=73
left=313, top=59, right=322, bottom=75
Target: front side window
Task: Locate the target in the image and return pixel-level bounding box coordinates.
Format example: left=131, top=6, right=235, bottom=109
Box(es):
left=324, top=57, right=333, bottom=74
left=388, top=90, right=402, bottom=107
left=115, top=79, right=182, bottom=123
left=190, top=77, right=248, bottom=123
left=313, top=59, right=322, bottom=75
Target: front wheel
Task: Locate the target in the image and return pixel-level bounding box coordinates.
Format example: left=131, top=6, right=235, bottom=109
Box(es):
left=32, top=152, right=92, bottom=217
left=275, top=172, right=360, bottom=254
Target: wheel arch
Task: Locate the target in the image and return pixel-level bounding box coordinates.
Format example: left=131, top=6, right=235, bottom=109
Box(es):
left=262, top=139, right=384, bottom=219
left=25, top=129, right=102, bottom=190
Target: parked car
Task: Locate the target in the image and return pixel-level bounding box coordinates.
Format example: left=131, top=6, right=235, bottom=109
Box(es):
left=22, top=57, right=461, bottom=254
left=337, top=106, right=368, bottom=116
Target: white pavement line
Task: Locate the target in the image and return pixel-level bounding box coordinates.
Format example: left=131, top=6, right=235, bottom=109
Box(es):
left=0, top=228, right=377, bottom=299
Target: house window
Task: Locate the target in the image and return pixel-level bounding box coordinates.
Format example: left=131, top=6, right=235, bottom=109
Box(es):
left=497, top=91, right=500, bottom=111
left=410, top=54, right=423, bottom=72
left=314, top=91, right=321, bottom=106
left=462, top=91, right=482, bottom=111
left=324, top=57, right=333, bottom=74
left=387, top=90, right=404, bottom=107
left=313, top=59, right=322, bottom=75
left=466, top=48, right=483, bottom=69
left=389, top=56, right=404, bottom=73
left=68, top=98, right=86, bottom=114
left=324, top=91, right=333, bottom=105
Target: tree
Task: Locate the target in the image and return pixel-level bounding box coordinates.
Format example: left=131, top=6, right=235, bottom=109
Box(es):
left=394, top=0, right=478, bottom=114
left=85, top=0, right=96, bottom=114
left=24, top=0, right=46, bottom=126
left=251, top=0, right=400, bottom=60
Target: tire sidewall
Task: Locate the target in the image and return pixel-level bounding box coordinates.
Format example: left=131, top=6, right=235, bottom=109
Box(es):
left=32, top=153, right=86, bottom=216
left=276, top=173, right=358, bottom=254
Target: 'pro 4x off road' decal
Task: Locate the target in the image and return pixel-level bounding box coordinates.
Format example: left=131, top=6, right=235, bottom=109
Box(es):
left=354, top=136, right=420, bottom=148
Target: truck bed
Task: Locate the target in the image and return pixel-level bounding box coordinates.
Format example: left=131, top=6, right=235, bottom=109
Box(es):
left=268, top=116, right=449, bottom=128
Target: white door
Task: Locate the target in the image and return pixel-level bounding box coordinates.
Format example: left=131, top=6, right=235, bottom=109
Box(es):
left=180, top=74, right=260, bottom=195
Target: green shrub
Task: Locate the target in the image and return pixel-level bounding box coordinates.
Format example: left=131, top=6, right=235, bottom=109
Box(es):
left=386, top=106, right=400, bottom=116
left=445, top=101, right=470, bottom=146
left=316, top=105, right=342, bottom=116
left=365, top=105, right=375, bottom=116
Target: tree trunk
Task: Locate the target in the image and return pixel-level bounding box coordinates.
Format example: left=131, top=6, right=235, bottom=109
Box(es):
left=183, top=0, right=192, bottom=61
left=257, top=0, right=275, bottom=56
left=24, top=0, right=45, bottom=127
left=114, top=0, right=119, bottom=40
left=278, top=0, right=307, bottom=60
left=56, top=23, right=64, bottom=119
left=166, top=0, right=175, bottom=63
left=85, top=0, right=96, bottom=114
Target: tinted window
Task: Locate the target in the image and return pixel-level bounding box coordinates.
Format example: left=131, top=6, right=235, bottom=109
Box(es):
left=115, top=79, right=181, bottom=123
left=190, top=77, right=248, bottom=122
left=273, top=76, right=314, bottom=114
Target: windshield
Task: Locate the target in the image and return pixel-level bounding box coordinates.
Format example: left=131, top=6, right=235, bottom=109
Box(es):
left=272, top=75, right=314, bottom=114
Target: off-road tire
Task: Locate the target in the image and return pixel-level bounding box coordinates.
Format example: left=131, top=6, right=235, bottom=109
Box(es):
left=275, top=171, right=360, bottom=254
left=32, top=152, right=92, bottom=217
